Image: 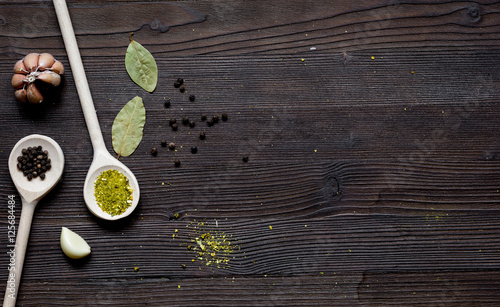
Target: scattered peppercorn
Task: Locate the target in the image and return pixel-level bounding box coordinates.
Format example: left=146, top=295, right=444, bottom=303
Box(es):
left=212, top=115, right=219, bottom=123
left=189, top=95, right=195, bottom=102
left=169, top=118, right=176, bottom=126
left=189, top=121, right=195, bottom=128
left=169, top=142, right=176, bottom=150
left=207, top=119, right=214, bottom=127
left=151, top=148, right=158, bottom=156
left=179, top=85, right=185, bottom=93
left=199, top=132, right=206, bottom=140
left=242, top=156, right=249, bottom=162
left=174, top=160, right=181, bottom=167
left=172, top=123, right=178, bottom=131
left=201, top=114, right=207, bottom=121
left=182, top=117, right=189, bottom=125
left=174, top=80, right=181, bottom=88
left=161, top=140, right=167, bottom=147
left=191, top=146, right=198, bottom=154
left=177, top=78, right=184, bottom=85
left=16, top=145, right=50, bottom=181
left=164, top=99, right=171, bottom=108
left=222, top=113, right=228, bottom=121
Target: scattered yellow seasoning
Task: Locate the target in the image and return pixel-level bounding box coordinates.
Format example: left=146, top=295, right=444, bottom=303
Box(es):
left=371, top=56, right=375, bottom=60
left=134, top=267, right=140, bottom=272
left=269, top=225, right=273, bottom=230
left=178, top=285, right=181, bottom=289
left=301, top=58, right=305, bottom=62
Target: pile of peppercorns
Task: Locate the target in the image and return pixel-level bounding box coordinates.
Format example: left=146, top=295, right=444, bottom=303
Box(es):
left=16, top=145, right=51, bottom=180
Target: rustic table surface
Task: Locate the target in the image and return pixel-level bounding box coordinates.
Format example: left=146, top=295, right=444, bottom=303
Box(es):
left=1, top=0, right=500, bottom=306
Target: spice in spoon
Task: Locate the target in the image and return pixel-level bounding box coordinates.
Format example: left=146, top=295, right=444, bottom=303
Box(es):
left=16, top=145, right=51, bottom=181
left=94, top=169, right=133, bottom=216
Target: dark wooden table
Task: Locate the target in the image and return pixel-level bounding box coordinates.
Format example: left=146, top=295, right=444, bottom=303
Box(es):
left=1, top=1, right=500, bottom=306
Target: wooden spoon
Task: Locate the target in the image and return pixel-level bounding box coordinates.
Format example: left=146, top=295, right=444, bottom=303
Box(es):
left=3, top=134, right=64, bottom=307
left=53, top=0, right=140, bottom=220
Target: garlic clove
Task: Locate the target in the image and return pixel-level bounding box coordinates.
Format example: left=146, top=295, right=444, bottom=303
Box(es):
left=14, top=60, right=28, bottom=75
left=38, top=53, right=56, bottom=71
left=12, top=73, right=27, bottom=89
left=23, top=53, right=40, bottom=73
left=37, top=71, right=61, bottom=87
left=14, top=89, right=27, bottom=103
left=26, top=83, right=43, bottom=104
left=50, top=60, right=64, bottom=75
left=60, top=227, right=91, bottom=259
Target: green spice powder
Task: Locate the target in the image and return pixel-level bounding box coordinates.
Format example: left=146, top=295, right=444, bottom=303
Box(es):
left=94, top=169, right=133, bottom=216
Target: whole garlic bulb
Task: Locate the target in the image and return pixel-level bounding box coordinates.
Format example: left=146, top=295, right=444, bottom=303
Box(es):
left=12, top=53, right=64, bottom=104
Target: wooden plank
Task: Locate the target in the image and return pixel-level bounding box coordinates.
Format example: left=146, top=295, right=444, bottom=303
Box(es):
left=1, top=1, right=499, bottom=56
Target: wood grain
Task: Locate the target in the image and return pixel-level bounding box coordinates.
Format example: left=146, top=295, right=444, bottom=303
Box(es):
left=0, top=0, right=499, bottom=305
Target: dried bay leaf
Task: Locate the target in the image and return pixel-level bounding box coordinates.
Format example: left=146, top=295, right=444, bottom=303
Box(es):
left=112, top=96, right=146, bottom=158
left=125, top=35, right=157, bottom=92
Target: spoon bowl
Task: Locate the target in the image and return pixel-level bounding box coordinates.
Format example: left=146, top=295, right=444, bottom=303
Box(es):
left=4, top=134, right=64, bottom=307
left=8, top=134, right=64, bottom=202
left=83, top=152, right=140, bottom=221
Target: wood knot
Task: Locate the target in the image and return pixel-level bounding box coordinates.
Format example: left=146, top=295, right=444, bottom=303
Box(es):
left=465, top=4, right=482, bottom=23
left=323, top=176, right=341, bottom=200
left=149, top=18, right=170, bottom=33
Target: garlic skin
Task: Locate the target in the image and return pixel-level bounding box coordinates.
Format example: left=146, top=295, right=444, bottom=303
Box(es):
left=11, top=53, right=64, bottom=104
left=60, top=227, right=91, bottom=259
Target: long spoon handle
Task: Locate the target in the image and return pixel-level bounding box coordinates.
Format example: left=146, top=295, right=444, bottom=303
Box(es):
left=3, top=200, right=37, bottom=307
left=52, top=0, right=107, bottom=154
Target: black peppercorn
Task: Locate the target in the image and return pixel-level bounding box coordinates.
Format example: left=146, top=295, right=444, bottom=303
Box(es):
left=207, top=119, right=214, bottom=127
left=182, top=117, right=189, bottom=125
left=172, top=123, right=178, bottom=131
left=222, top=113, right=228, bottom=121
left=189, top=95, right=195, bottom=102
left=243, top=156, right=249, bottom=162
left=164, top=99, right=171, bottom=108
left=161, top=140, right=167, bottom=147
left=213, top=115, right=219, bottom=123
left=174, top=160, right=181, bottom=167
left=174, top=81, right=181, bottom=88
left=169, top=142, right=176, bottom=150
left=179, top=85, right=185, bottom=93
left=40, top=173, right=45, bottom=180
left=169, top=118, right=176, bottom=126
left=151, top=147, right=158, bottom=156
left=201, top=114, right=207, bottom=121
left=177, top=78, right=184, bottom=85
left=27, top=174, right=33, bottom=181
left=199, top=132, right=206, bottom=140
left=189, top=121, right=195, bottom=128
left=191, top=146, right=198, bottom=154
